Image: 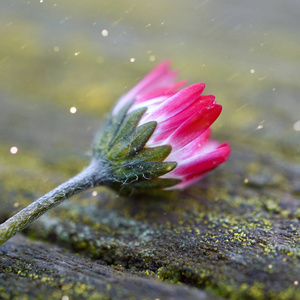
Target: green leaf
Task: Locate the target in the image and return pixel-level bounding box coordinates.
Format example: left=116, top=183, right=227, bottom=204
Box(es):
left=129, top=145, right=172, bottom=163
left=108, top=121, right=157, bottom=160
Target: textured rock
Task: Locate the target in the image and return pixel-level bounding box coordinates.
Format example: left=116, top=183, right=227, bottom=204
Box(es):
left=0, top=137, right=299, bottom=299
left=0, top=235, right=212, bottom=300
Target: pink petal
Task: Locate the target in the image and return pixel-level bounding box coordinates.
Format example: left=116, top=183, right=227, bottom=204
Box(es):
left=153, top=96, right=216, bottom=138
left=145, top=99, right=215, bottom=145
left=134, top=81, right=187, bottom=105
left=125, top=61, right=172, bottom=97
left=141, top=83, right=206, bottom=123
left=161, top=104, right=222, bottom=150
left=167, top=174, right=204, bottom=190
left=170, top=143, right=231, bottom=179
left=128, top=96, right=169, bottom=113
left=166, top=129, right=212, bottom=161
left=163, top=143, right=230, bottom=190
left=113, top=61, right=176, bottom=114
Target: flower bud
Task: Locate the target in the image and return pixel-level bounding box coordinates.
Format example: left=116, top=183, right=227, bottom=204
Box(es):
left=93, top=62, right=231, bottom=193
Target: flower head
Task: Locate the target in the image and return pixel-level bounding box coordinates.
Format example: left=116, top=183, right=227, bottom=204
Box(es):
left=93, top=62, right=230, bottom=192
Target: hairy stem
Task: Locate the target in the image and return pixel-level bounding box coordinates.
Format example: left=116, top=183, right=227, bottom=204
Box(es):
left=0, top=159, right=107, bottom=245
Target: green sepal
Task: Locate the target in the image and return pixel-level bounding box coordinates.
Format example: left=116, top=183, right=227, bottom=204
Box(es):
left=108, top=121, right=157, bottom=160
left=130, top=177, right=181, bottom=189
left=115, top=161, right=177, bottom=182
left=92, top=102, right=181, bottom=193
left=93, top=101, right=133, bottom=154
left=108, top=107, right=147, bottom=147
left=129, top=145, right=172, bottom=163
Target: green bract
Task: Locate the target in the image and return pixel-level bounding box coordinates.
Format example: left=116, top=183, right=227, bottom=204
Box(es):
left=93, top=102, right=180, bottom=193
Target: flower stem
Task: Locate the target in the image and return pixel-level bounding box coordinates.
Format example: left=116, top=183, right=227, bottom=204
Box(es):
left=0, top=160, right=106, bottom=245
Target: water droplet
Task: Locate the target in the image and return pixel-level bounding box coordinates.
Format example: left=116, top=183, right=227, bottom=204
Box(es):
left=250, top=69, right=255, bottom=74
left=101, top=29, right=108, bottom=37
left=70, top=106, right=77, bottom=114
left=256, top=120, right=265, bottom=130
left=10, top=146, right=18, bottom=154
left=149, top=55, right=156, bottom=62
left=293, top=120, right=300, bottom=131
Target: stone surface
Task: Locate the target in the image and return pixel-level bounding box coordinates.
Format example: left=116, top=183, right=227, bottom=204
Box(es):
left=0, top=136, right=299, bottom=299
left=0, top=235, right=212, bottom=300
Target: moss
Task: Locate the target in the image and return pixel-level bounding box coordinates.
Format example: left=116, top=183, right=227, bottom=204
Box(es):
left=1, top=148, right=299, bottom=297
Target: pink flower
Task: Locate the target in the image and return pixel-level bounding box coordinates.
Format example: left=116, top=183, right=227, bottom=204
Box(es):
left=111, top=62, right=231, bottom=190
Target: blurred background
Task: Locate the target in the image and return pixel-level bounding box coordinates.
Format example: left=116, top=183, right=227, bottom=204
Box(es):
left=0, top=0, right=299, bottom=180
